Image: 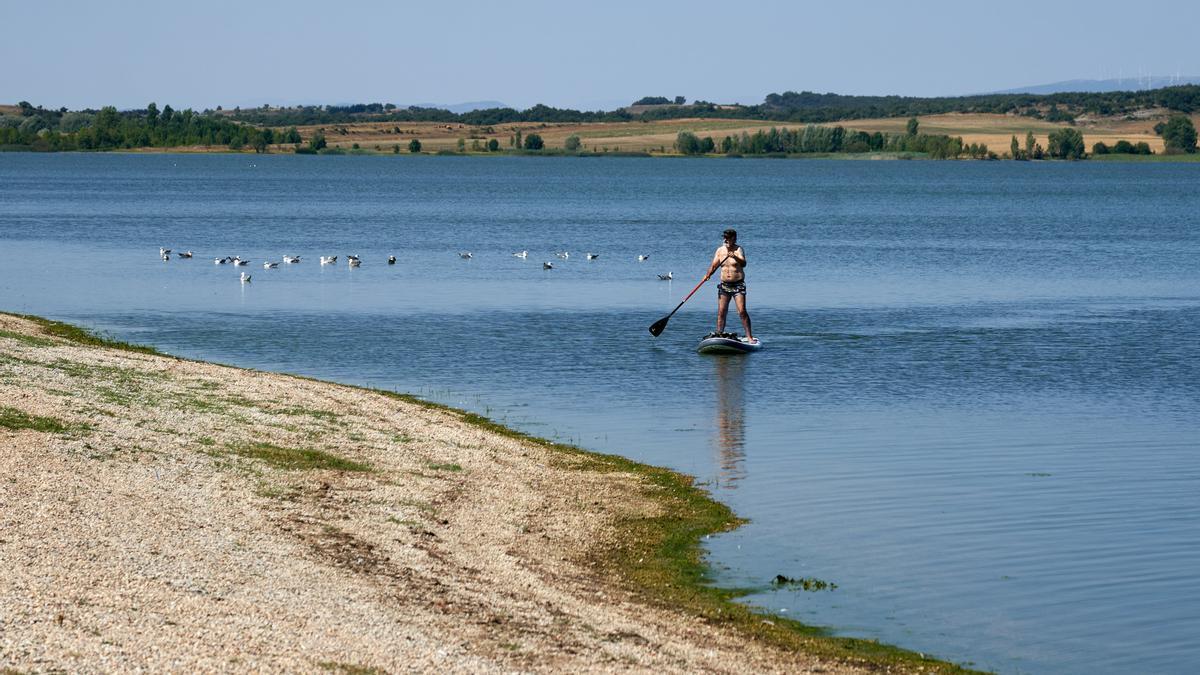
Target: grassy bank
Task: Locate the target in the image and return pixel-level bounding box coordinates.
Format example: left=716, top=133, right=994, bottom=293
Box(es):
left=1090, top=152, right=1200, bottom=162
left=4, top=311, right=979, bottom=673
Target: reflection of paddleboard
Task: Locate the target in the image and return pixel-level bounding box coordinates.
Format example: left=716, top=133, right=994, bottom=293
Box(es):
left=697, top=335, right=762, bottom=354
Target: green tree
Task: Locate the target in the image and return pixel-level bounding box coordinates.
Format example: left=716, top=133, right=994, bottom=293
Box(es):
left=1092, top=141, right=1110, bottom=155
left=675, top=131, right=701, bottom=154
left=408, top=138, right=422, bottom=153
left=523, top=133, right=544, bottom=150
left=564, top=134, right=581, bottom=152
left=906, top=117, right=919, bottom=136
left=487, top=138, right=500, bottom=152
left=456, top=138, right=466, bottom=152
left=1025, top=131, right=1035, bottom=157
left=514, top=129, right=522, bottom=148
left=309, top=131, right=327, bottom=151
left=1047, top=128, right=1085, bottom=159
left=1010, top=135, right=1020, bottom=159
left=1161, top=115, right=1197, bottom=153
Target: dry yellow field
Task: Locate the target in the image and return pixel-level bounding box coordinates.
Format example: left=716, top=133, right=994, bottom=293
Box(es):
left=287, top=110, right=1198, bottom=156
left=837, top=112, right=1200, bottom=155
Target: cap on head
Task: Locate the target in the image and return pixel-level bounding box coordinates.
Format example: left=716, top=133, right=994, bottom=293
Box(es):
left=722, top=228, right=737, bottom=241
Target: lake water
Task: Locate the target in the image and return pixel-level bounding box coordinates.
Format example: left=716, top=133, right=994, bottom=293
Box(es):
left=2, top=153, right=1198, bottom=674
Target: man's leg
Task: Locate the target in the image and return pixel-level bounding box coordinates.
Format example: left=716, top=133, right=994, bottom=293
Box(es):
left=716, top=293, right=730, bottom=334
left=735, top=294, right=752, bottom=340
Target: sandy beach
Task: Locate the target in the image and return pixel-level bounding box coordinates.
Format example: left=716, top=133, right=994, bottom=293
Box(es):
left=0, top=312, right=959, bottom=673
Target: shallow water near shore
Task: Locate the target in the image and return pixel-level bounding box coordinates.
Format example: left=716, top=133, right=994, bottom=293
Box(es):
left=2, top=153, right=1199, bottom=674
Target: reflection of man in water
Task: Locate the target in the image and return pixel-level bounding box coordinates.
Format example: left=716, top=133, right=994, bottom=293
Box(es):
left=704, top=228, right=753, bottom=340
left=713, top=357, right=746, bottom=487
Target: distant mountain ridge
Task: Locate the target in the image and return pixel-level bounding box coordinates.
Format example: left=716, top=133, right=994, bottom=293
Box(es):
left=408, top=100, right=508, bottom=113
left=991, top=77, right=1200, bottom=95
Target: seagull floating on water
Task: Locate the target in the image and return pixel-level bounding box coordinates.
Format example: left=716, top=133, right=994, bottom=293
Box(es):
left=159, top=248, right=171, bottom=257
left=388, top=255, right=396, bottom=265
left=263, top=261, right=279, bottom=269
left=320, top=256, right=337, bottom=265
left=543, top=261, right=554, bottom=270
left=637, top=254, right=650, bottom=262
left=214, top=257, right=228, bottom=265
left=586, top=252, right=599, bottom=260
left=459, top=252, right=473, bottom=259
left=513, top=250, right=528, bottom=259
left=657, top=272, right=673, bottom=280
left=556, top=251, right=570, bottom=260
left=240, top=272, right=251, bottom=283
left=233, top=258, right=249, bottom=266
left=178, top=251, right=193, bottom=259
left=348, top=255, right=362, bottom=268
left=283, top=255, right=301, bottom=264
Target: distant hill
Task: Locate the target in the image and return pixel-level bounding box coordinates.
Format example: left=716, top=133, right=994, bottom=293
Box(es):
left=408, top=100, right=508, bottom=113
left=992, top=77, right=1200, bottom=95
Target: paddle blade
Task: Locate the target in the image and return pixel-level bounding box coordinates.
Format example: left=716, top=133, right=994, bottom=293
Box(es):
left=648, top=316, right=670, bottom=337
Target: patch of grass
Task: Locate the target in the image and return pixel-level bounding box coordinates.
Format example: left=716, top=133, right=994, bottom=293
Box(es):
left=179, top=395, right=229, bottom=413
left=0, top=328, right=57, bottom=347
left=316, top=662, right=386, bottom=675
left=274, top=405, right=342, bottom=423
left=13, top=314, right=163, bottom=355
left=1091, top=152, right=1200, bottom=162
left=0, top=406, right=72, bottom=433
left=426, top=462, right=462, bottom=472
left=225, top=442, right=372, bottom=472
left=196, top=437, right=216, bottom=446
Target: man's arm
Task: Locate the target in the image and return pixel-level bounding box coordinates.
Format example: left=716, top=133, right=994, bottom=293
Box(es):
left=703, top=247, right=725, bottom=280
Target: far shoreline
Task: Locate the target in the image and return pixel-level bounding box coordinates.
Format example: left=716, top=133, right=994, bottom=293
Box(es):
left=6, top=146, right=1200, bottom=162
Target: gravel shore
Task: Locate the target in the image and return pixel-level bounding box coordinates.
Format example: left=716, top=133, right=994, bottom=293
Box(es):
left=0, top=313, right=872, bottom=673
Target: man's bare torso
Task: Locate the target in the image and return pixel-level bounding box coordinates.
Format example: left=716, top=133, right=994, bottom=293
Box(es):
left=713, top=244, right=746, bottom=282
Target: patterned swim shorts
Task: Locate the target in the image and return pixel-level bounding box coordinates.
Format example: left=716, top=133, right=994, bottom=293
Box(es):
left=717, top=279, right=746, bottom=297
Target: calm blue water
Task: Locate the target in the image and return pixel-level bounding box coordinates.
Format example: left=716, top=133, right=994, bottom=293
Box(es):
left=2, top=153, right=1198, bottom=673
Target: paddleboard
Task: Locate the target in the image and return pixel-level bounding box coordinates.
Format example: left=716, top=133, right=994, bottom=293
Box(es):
left=697, top=335, right=762, bottom=354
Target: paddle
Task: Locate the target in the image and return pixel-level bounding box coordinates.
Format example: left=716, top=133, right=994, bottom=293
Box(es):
left=648, top=254, right=730, bottom=337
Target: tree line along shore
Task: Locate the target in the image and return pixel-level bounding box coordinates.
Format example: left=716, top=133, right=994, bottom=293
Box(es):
left=2, top=87, right=1198, bottom=160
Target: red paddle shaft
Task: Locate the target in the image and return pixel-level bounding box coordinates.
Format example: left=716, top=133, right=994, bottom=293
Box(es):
left=648, top=254, right=731, bottom=336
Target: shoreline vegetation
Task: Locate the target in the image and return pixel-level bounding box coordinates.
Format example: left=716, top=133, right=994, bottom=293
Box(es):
left=3, top=87, right=1197, bottom=160
left=0, top=310, right=978, bottom=673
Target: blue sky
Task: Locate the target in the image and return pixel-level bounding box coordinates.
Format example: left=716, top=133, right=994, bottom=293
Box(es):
left=4, top=0, right=1198, bottom=111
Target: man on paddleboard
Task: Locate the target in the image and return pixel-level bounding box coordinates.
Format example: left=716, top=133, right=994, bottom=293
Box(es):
left=704, top=228, right=753, bottom=341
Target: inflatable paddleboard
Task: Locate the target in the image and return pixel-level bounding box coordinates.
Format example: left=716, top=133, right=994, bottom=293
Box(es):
left=697, top=334, right=762, bottom=354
